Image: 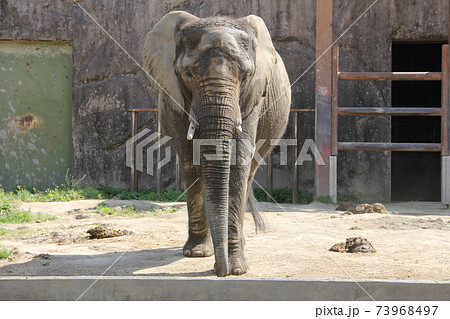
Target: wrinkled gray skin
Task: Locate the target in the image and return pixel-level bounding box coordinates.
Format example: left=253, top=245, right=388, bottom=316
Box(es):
left=143, top=11, right=291, bottom=277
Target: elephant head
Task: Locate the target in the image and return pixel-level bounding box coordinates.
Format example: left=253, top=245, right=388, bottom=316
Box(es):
left=143, top=11, right=278, bottom=276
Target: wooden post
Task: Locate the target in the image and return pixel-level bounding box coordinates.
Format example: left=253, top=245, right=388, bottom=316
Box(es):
left=130, top=111, right=139, bottom=193
left=267, top=152, right=273, bottom=201
left=175, top=154, right=181, bottom=191
left=292, top=112, right=298, bottom=203
left=442, top=9, right=450, bottom=206
left=314, top=0, right=333, bottom=198
left=331, top=46, right=339, bottom=156
left=156, top=116, right=162, bottom=194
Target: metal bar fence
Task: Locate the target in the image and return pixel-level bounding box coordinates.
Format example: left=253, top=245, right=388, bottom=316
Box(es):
left=127, top=108, right=313, bottom=203
left=331, top=45, right=450, bottom=204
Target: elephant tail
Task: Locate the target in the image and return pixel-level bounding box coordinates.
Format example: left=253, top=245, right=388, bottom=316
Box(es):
left=247, top=186, right=266, bottom=233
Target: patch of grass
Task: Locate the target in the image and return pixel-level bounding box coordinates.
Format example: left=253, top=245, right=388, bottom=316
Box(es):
left=253, top=188, right=267, bottom=202
left=252, top=188, right=314, bottom=204
left=0, top=227, right=6, bottom=236
left=93, top=202, right=182, bottom=216
left=94, top=202, right=139, bottom=216
left=120, top=189, right=186, bottom=202
left=0, top=208, right=57, bottom=224
left=337, top=192, right=360, bottom=203
left=150, top=206, right=181, bottom=216
left=272, top=188, right=292, bottom=203
left=298, top=192, right=314, bottom=204
left=0, top=244, right=16, bottom=259
left=1, top=184, right=187, bottom=204
left=330, top=215, right=342, bottom=219
left=0, top=201, right=56, bottom=224
left=316, top=195, right=333, bottom=204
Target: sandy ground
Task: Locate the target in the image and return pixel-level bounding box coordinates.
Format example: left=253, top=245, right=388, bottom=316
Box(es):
left=0, top=200, right=449, bottom=281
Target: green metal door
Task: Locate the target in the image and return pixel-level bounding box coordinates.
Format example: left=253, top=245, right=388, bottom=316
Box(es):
left=0, top=41, right=72, bottom=191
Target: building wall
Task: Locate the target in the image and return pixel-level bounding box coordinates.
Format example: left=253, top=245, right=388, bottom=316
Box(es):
left=0, top=0, right=448, bottom=200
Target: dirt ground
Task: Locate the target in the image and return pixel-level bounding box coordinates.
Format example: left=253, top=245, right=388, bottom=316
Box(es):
left=0, top=200, right=449, bottom=281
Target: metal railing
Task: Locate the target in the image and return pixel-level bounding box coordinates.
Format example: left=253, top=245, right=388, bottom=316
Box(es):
left=330, top=44, right=450, bottom=204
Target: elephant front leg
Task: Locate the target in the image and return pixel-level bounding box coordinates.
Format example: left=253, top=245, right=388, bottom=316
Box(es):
left=227, top=141, right=253, bottom=275
left=182, top=164, right=213, bottom=258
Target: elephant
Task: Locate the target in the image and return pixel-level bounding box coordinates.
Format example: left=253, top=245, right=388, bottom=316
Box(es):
left=142, top=11, right=291, bottom=277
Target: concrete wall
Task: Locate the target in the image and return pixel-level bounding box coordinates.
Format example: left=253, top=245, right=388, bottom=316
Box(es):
left=1, top=276, right=449, bottom=301
left=0, top=0, right=448, bottom=200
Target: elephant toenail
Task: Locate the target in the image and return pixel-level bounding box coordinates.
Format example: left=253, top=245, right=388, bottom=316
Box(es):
left=232, top=268, right=243, bottom=275
left=192, top=250, right=203, bottom=257
left=183, top=250, right=191, bottom=257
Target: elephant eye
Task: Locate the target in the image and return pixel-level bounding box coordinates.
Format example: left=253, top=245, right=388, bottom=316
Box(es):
left=184, top=70, right=193, bottom=78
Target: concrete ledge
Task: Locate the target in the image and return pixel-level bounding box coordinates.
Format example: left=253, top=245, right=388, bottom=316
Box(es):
left=0, top=276, right=449, bottom=301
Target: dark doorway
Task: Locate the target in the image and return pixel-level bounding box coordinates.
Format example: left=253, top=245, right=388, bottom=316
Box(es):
left=391, top=42, right=443, bottom=201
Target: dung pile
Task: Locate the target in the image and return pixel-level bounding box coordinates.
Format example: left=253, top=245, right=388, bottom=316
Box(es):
left=87, top=226, right=132, bottom=239
left=336, top=202, right=388, bottom=214
left=329, top=237, right=376, bottom=253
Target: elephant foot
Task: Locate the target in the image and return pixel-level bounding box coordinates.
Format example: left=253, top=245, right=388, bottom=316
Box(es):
left=183, top=236, right=213, bottom=257
left=229, top=253, right=248, bottom=276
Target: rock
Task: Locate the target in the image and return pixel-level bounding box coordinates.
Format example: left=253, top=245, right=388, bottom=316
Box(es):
left=35, top=220, right=42, bottom=223
left=329, top=237, right=376, bottom=253
left=75, top=214, right=90, bottom=220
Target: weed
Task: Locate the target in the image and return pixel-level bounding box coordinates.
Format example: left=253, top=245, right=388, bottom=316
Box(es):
left=337, top=192, right=360, bottom=203
left=0, top=210, right=57, bottom=224
left=349, top=224, right=365, bottom=230
left=64, top=169, right=86, bottom=189
left=1, top=185, right=187, bottom=203
left=330, top=215, right=342, bottom=219
left=298, top=192, right=314, bottom=204
left=252, top=188, right=314, bottom=204
left=150, top=206, right=180, bottom=216
left=316, top=196, right=333, bottom=204
left=0, top=244, right=16, bottom=259
left=0, top=203, right=56, bottom=224
left=0, top=227, right=6, bottom=236
left=253, top=188, right=267, bottom=202
left=94, top=203, right=139, bottom=216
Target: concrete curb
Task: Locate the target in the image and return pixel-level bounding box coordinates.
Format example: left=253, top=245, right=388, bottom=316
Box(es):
left=0, top=276, right=449, bottom=301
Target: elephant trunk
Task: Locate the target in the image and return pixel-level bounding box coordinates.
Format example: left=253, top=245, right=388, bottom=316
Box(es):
left=197, top=94, right=238, bottom=277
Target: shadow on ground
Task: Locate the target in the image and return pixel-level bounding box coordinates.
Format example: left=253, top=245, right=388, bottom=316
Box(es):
left=0, top=246, right=214, bottom=277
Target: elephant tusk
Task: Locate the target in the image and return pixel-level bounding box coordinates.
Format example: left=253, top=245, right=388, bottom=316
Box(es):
left=236, top=124, right=243, bottom=135
left=187, top=121, right=196, bottom=140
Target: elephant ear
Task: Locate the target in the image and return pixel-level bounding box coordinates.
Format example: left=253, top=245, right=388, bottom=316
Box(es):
left=239, top=15, right=277, bottom=119
left=142, top=11, right=198, bottom=113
